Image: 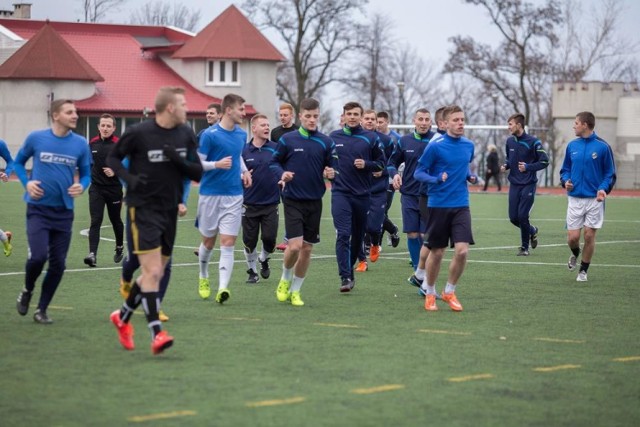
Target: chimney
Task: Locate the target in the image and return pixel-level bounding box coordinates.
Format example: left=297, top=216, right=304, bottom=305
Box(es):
left=13, top=3, right=32, bottom=19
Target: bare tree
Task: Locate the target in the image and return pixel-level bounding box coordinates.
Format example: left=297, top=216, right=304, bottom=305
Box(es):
left=130, top=1, right=200, bottom=32
left=243, top=0, right=368, bottom=114
left=81, top=0, right=128, bottom=23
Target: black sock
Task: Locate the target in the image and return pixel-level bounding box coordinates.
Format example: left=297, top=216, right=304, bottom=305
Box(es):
left=580, top=261, right=590, bottom=273
left=141, top=291, right=162, bottom=338
left=571, top=247, right=580, bottom=257
left=119, top=281, right=142, bottom=323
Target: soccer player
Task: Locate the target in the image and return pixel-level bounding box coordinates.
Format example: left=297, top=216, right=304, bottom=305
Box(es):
left=376, top=111, right=401, bottom=247
left=388, top=108, right=435, bottom=270
left=1, top=138, right=14, bottom=257
left=500, top=113, right=549, bottom=256
left=241, top=114, right=280, bottom=283
left=196, top=93, right=252, bottom=303
left=197, top=103, right=221, bottom=139
left=354, top=109, right=392, bottom=271
left=13, top=99, right=92, bottom=324
left=330, top=103, right=385, bottom=290
left=270, top=102, right=299, bottom=143
left=414, top=105, right=477, bottom=312
left=560, top=111, right=616, bottom=282
left=270, top=98, right=338, bottom=306
left=410, top=106, right=447, bottom=295
left=107, top=86, right=202, bottom=354
left=84, top=113, right=125, bottom=267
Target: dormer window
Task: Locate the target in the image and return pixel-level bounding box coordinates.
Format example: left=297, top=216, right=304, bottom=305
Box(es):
left=206, top=60, right=240, bottom=86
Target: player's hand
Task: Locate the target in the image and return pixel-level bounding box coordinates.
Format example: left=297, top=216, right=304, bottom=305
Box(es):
left=596, top=189, right=606, bottom=202
left=468, top=175, right=478, bottom=184
left=487, top=169, right=492, bottom=174
left=372, top=171, right=382, bottom=178
left=500, top=165, right=506, bottom=173
left=323, top=167, right=335, bottom=180
left=392, top=174, right=402, bottom=190
left=26, top=180, right=44, bottom=199
left=278, top=171, right=294, bottom=189
left=178, top=203, right=188, bottom=217
left=163, top=144, right=182, bottom=163
left=565, top=179, right=573, bottom=191
left=0, top=171, right=7, bottom=182
left=216, top=156, right=232, bottom=169
left=518, top=162, right=527, bottom=172
left=68, top=183, right=84, bottom=197
left=102, top=167, right=115, bottom=177
left=440, top=172, right=448, bottom=182
left=129, top=173, right=148, bottom=191
left=242, top=170, right=252, bottom=188
left=354, top=158, right=365, bottom=169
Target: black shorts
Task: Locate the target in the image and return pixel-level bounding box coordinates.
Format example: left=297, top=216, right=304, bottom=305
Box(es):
left=425, top=207, right=475, bottom=249
left=242, top=203, right=279, bottom=249
left=419, top=194, right=429, bottom=225
left=283, top=198, right=322, bottom=244
left=127, top=205, right=178, bottom=256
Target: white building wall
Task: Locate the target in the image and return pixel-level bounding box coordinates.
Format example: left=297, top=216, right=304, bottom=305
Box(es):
left=0, top=80, right=95, bottom=155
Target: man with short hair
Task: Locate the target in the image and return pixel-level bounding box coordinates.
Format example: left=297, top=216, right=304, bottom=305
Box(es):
left=331, top=103, right=384, bottom=291
left=270, top=103, right=299, bottom=143
left=376, top=111, right=401, bottom=247
left=414, top=105, right=477, bottom=312
left=196, top=93, right=252, bottom=303
left=270, top=98, right=338, bottom=306
left=107, top=86, right=203, bottom=354
left=241, top=114, right=280, bottom=283
left=388, top=108, right=435, bottom=270
left=500, top=113, right=549, bottom=256
left=560, top=111, right=615, bottom=282
left=197, top=103, right=222, bottom=139
left=84, top=113, right=125, bottom=268
left=13, top=99, right=92, bottom=324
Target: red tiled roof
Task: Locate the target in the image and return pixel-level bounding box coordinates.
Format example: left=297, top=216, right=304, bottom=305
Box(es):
left=0, top=22, right=103, bottom=81
left=173, top=5, right=285, bottom=62
left=0, top=19, right=234, bottom=114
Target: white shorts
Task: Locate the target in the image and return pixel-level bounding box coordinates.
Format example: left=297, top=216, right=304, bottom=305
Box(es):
left=197, top=195, right=243, bottom=237
left=566, top=196, right=605, bottom=230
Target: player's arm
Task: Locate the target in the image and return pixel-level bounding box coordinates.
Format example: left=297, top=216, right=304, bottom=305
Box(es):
left=559, top=143, right=572, bottom=188
left=107, top=129, right=146, bottom=190
left=414, top=144, right=443, bottom=184
left=163, top=135, right=203, bottom=183
left=526, top=140, right=550, bottom=172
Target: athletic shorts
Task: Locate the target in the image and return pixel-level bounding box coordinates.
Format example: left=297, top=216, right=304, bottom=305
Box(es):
left=196, top=195, right=243, bottom=237
left=401, top=194, right=427, bottom=234
left=283, top=198, right=322, bottom=245
left=128, top=205, right=177, bottom=256
left=425, top=207, right=475, bottom=249
left=566, top=196, right=605, bottom=230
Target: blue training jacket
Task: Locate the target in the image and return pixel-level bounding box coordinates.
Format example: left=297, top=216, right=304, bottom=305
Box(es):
left=560, top=132, right=616, bottom=198
left=503, top=132, right=549, bottom=185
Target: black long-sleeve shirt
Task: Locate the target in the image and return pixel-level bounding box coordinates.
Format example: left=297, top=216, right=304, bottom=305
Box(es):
left=89, top=134, right=121, bottom=187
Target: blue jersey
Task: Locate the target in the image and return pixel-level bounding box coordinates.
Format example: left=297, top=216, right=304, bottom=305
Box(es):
left=198, top=123, right=247, bottom=196
left=415, top=133, right=475, bottom=208
left=504, top=132, right=549, bottom=185
left=330, top=126, right=385, bottom=197
left=242, top=139, right=280, bottom=205
left=13, top=129, right=91, bottom=210
left=388, top=130, right=434, bottom=196
left=0, top=139, right=14, bottom=177
left=270, top=127, right=338, bottom=201
left=560, top=132, right=615, bottom=198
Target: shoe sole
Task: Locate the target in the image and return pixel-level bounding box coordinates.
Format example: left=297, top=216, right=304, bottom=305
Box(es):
left=84, top=258, right=96, bottom=267
left=153, top=339, right=174, bottom=355
left=216, top=290, right=230, bottom=304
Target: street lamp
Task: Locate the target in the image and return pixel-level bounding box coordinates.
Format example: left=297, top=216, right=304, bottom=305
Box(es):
left=396, top=81, right=406, bottom=125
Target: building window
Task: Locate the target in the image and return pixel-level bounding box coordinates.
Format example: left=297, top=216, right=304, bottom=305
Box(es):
left=206, top=60, right=240, bottom=86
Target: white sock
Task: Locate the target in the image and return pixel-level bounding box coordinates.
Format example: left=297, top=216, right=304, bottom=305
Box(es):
left=218, top=246, right=234, bottom=290
left=445, top=282, right=456, bottom=294
left=290, top=275, right=305, bottom=292
left=245, top=248, right=258, bottom=272
left=0, top=229, right=6, bottom=242
left=198, top=243, right=213, bottom=279
left=415, top=268, right=425, bottom=281
left=282, top=265, right=293, bottom=281
left=258, top=248, right=270, bottom=263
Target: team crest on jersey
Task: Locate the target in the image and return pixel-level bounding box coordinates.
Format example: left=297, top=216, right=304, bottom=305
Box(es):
left=592, top=152, right=598, bottom=159
left=39, top=152, right=76, bottom=166
left=147, top=148, right=186, bottom=162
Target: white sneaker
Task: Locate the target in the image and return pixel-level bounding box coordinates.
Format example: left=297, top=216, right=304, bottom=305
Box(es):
left=568, top=255, right=577, bottom=271
left=576, top=271, right=588, bottom=282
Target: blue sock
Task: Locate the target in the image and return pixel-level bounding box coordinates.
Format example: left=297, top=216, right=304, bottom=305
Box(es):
left=407, top=237, right=422, bottom=269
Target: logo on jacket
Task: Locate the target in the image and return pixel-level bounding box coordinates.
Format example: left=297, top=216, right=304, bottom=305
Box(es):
left=592, top=152, right=597, bottom=159
left=40, top=152, right=76, bottom=166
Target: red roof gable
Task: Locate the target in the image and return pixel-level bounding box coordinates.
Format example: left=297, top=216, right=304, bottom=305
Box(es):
left=0, top=22, right=103, bottom=81
left=173, top=5, right=285, bottom=61
left=0, top=19, right=232, bottom=114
